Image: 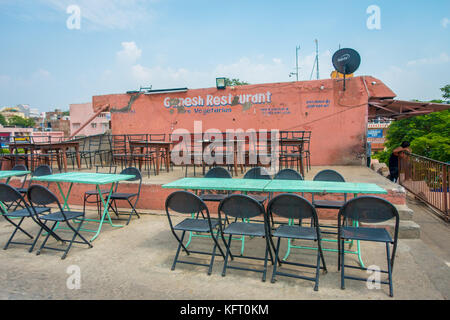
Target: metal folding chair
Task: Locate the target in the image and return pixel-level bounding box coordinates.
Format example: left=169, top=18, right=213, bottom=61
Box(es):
left=198, top=167, right=232, bottom=203
left=218, top=194, right=274, bottom=281
left=242, top=167, right=271, bottom=204
left=165, top=191, right=227, bottom=275
left=267, top=194, right=327, bottom=291
left=0, top=183, right=51, bottom=252
left=106, top=167, right=142, bottom=225
left=27, top=185, right=93, bottom=259
left=338, top=196, right=399, bottom=297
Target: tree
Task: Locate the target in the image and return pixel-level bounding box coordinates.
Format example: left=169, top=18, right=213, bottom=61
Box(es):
left=373, top=86, right=450, bottom=163
left=8, top=115, right=35, bottom=128
left=441, top=84, right=450, bottom=100
left=0, top=113, right=6, bottom=126
left=224, top=78, right=250, bottom=86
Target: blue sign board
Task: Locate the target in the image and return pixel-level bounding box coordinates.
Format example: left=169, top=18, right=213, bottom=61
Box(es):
left=367, top=129, right=383, bottom=138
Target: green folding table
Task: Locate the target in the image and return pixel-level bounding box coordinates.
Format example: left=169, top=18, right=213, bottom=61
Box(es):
left=0, top=170, right=30, bottom=185
left=33, top=172, right=135, bottom=242
left=264, top=179, right=388, bottom=266
left=163, top=178, right=272, bottom=253
left=0, top=170, right=31, bottom=215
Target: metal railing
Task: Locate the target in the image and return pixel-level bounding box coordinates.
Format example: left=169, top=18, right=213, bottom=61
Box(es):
left=399, top=153, right=449, bottom=222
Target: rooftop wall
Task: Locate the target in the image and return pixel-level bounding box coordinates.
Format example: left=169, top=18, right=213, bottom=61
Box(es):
left=93, top=76, right=395, bottom=166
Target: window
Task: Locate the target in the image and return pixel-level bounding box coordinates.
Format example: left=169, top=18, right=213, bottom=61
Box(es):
left=91, top=123, right=97, bottom=128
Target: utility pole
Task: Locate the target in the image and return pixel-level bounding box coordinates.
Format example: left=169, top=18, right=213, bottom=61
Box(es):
left=289, top=45, right=300, bottom=81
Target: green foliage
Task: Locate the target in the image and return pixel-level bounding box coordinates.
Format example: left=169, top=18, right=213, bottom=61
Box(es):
left=224, top=78, right=249, bottom=86
left=0, top=113, right=7, bottom=126
left=8, top=115, right=35, bottom=128
left=376, top=110, right=450, bottom=163
left=441, top=84, right=450, bottom=100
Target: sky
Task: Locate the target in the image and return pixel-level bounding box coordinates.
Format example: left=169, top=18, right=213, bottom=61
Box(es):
left=0, top=0, right=449, bottom=112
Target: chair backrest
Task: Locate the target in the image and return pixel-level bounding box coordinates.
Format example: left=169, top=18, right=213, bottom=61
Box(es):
left=12, top=164, right=27, bottom=171
left=243, top=167, right=271, bottom=180
left=338, top=196, right=399, bottom=225
left=0, top=183, right=30, bottom=213
left=274, top=168, right=303, bottom=180
left=27, top=185, right=66, bottom=219
left=165, top=191, right=208, bottom=215
left=267, top=194, right=317, bottom=224
left=120, top=167, right=142, bottom=182
left=313, top=169, right=345, bottom=182
left=218, top=194, right=265, bottom=220
left=32, top=165, right=52, bottom=177
left=204, top=167, right=232, bottom=179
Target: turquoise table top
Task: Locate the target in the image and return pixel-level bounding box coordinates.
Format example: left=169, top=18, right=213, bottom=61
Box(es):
left=0, top=170, right=30, bottom=179
left=163, top=177, right=387, bottom=195
left=264, top=179, right=387, bottom=194
left=33, top=172, right=136, bottom=185
left=163, top=177, right=272, bottom=192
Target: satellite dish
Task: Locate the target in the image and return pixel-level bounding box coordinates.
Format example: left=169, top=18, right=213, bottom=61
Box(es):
left=332, top=48, right=361, bottom=90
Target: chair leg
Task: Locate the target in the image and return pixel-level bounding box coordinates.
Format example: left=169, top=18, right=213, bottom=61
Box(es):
left=262, top=239, right=270, bottom=282
left=3, top=217, right=33, bottom=250
left=271, top=237, right=282, bottom=283
left=386, top=243, right=394, bottom=297
left=207, top=231, right=219, bottom=276
left=36, top=221, right=58, bottom=255
left=61, top=219, right=92, bottom=260
left=221, top=234, right=233, bottom=277
left=340, top=238, right=345, bottom=289
left=171, top=230, right=187, bottom=271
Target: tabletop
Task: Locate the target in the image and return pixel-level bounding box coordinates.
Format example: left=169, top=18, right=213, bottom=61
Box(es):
left=0, top=170, right=30, bottom=179
left=33, top=172, right=136, bottom=185
left=264, top=179, right=387, bottom=194
left=163, top=177, right=272, bottom=192
left=162, top=177, right=387, bottom=194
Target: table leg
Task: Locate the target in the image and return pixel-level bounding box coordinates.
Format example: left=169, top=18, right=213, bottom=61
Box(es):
left=62, top=147, right=68, bottom=172
left=155, top=147, right=161, bottom=175
left=165, top=146, right=170, bottom=172
left=89, top=183, right=124, bottom=242
left=75, top=145, right=81, bottom=170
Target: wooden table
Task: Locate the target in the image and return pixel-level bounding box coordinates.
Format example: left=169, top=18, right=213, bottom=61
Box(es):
left=129, top=141, right=172, bottom=175
left=9, top=141, right=81, bottom=172
left=279, top=138, right=307, bottom=177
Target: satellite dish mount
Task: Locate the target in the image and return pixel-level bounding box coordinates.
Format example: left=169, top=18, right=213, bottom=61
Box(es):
left=332, top=48, right=361, bottom=91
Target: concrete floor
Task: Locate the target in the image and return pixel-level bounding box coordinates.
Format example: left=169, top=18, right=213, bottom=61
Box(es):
left=0, top=201, right=448, bottom=300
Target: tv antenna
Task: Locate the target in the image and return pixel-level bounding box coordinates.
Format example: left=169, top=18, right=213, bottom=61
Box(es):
left=289, top=45, right=300, bottom=81
left=310, top=39, right=320, bottom=80
left=332, top=48, right=361, bottom=91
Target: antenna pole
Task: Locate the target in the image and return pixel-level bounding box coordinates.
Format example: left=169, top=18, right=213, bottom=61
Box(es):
left=315, top=39, right=319, bottom=80
left=295, top=45, right=300, bottom=81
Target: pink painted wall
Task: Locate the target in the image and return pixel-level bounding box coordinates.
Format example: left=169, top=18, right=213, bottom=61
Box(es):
left=93, top=76, right=396, bottom=166
left=70, top=102, right=110, bottom=137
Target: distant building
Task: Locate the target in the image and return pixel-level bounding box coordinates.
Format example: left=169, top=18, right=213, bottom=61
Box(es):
left=70, top=102, right=110, bottom=137
left=367, top=118, right=393, bottom=153
left=0, top=107, right=26, bottom=120
left=40, top=109, right=71, bottom=137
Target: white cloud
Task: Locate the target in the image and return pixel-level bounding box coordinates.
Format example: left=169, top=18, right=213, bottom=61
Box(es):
left=441, top=17, right=450, bottom=28
left=117, top=42, right=142, bottom=64
left=41, top=0, right=153, bottom=29
left=407, top=53, right=449, bottom=66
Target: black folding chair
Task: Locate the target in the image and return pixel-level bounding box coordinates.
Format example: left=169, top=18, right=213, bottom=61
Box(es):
left=198, top=167, right=232, bottom=203
left=165, top=191, right=227, bottom=275
left=338, top=196, right=399, bottom=297
left=17, top=164, right=52, bottom=195
left=242, top=167, right=271, bottom=204
left=269, top=168, right=304, bottom=227
left=312, top=169, right=347, bottom=235
left=267, top=194, right=327, bottom=291
left=218, top=194, right=273, bottom=281
left=0, top=183, right=51, bottom=252
left=83, top=165, right=117, bottom=218
left=27, top=185, right=93, bottom=259
left=106, top=167, right=142, bottom=225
